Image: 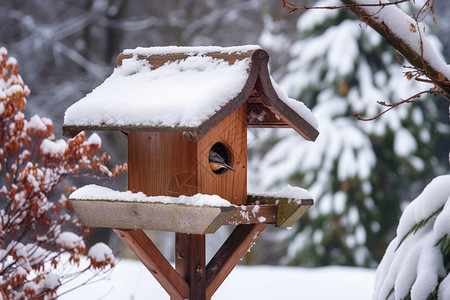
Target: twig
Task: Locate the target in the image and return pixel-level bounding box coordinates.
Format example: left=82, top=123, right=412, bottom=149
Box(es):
left=275, top=0, right=410, bottom=21
left=354, top=87, right=440, bottom=121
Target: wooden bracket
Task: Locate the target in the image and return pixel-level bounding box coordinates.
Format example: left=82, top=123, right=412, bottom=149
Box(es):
left=113, top=229, right=189, bottom=299
left=113, top=224, right=267, bottom=300
left=248, top=195, right=313, bottom=227
left=206, top=224, right=267, bottom=298
left=75, top=193, right=312, bottom=299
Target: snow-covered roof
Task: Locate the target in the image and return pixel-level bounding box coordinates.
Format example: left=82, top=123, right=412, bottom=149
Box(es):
left=63, top=45, right=319, bottom=141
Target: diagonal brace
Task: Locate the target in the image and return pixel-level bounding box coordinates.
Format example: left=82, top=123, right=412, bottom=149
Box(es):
left=114, top=229, right=189, bottom=300
left=206, top=224, right=268, bottom=299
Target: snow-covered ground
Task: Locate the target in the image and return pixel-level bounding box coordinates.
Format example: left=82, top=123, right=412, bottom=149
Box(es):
left=59, top=258, right=375, bottom=299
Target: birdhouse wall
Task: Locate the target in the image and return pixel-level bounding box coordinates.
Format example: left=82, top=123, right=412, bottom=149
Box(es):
left=196, top=103, right=247, bottom=205
left=127, top=103, right=247, bottom=205
left=128, top=131, right=198, bottom=197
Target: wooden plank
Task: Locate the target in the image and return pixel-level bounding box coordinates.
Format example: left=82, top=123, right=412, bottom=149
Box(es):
left=248, top=195, right=314, bottom=228
left=70, top=199, right=235, bottom=234
left=247, top=102, right=290, bottom=128
left=254, top=74, right=319, bottom=141
left=197, top=103, right=247, bottom=205
left=128, top=131, right=163, bottom=195
left=128, top=131, right=198, bottom=197
left=276, top=200, right=313, bottom=227
left=206, top=224, right=267, bottom=298
left=175, top=233, right=206, bottom=300
left=114, top=229, right=189, bottom=300
left=224, top=204, right=276, bottom=225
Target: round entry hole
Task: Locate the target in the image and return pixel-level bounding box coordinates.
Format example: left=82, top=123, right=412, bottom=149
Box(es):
left=209, top=143, right=235, bottom=174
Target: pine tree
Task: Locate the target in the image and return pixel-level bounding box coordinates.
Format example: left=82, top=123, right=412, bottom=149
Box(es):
left=0, top=47, right=126, bottom=298
left=373, top=175, right=450, bottom=300
left=253, top=0, right=449, bottom=267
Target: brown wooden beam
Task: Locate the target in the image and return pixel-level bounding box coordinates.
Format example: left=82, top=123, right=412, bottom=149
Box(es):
left=175, top=233, right=206, bottom=300
left=247, top=102, right=290, bottom=128
left=206, top=224, right=268, bottom=298
left=224, top=204, right=277, bottom=225
left=114, top=229, right=189, bottom=300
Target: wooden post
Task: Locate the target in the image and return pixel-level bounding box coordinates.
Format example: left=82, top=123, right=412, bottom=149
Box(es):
left=175, top=233, right=206, bottom=300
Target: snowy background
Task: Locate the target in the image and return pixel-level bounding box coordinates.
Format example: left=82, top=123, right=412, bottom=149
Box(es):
left=58, top=259, right=375, bottom=300
left=1, top=0, right=449, bottom=299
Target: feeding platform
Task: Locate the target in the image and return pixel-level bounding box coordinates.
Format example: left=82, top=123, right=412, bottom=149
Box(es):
left=63, top=45, right=319, bottom=299
left=69, top=185, right=313, bottom=234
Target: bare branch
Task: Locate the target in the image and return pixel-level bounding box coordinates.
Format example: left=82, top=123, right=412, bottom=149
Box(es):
left=354, top=87, right=441, bottom=121
left=276, top=0, right=409, bottom=21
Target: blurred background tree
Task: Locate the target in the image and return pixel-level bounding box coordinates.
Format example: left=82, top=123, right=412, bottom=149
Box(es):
left=1, top=0, right=448, bottom=267
left=250, top=0, right=449, bottom=267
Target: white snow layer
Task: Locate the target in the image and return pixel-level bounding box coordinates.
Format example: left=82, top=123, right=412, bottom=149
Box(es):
left=270, top=77, right=319, bottom=129
left=250, top=185, right=313, bottom=201
left=373, top=175, right=450, bottom=300
left=64, top=52, right=250, bottom=128
left=64, top=45, right=318, bottom=132
left=355, top=0, right=450, bottom=79
left=69, top=184, right=232, bottom=207
left=123, top=45, right=261, bottom=56
left=88, top=242, right=114, bottom=263
left=71, top=184, right=313, bottom=207
left=58, top=259, right=375, bottom=300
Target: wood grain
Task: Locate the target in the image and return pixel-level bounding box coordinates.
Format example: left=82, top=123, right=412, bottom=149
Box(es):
left=175, top=233, right=206, bottom=300
left=197, top=103, right=247, bottom=205
left=128, top=131, right=197, bottom=197
left=114, top=229, right=189, bottom=300
left=206, top=224, right=268, bottom=298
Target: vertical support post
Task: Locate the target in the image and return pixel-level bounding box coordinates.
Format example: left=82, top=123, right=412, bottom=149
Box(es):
left=175, top=233, right=206, bottom=300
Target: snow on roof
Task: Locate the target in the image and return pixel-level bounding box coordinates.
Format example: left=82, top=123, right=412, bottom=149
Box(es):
left=123, top=45, right=261, bottom=56
left=64, top=48, right=253, bottom=129
left=63, top=45, right=319, bottom=141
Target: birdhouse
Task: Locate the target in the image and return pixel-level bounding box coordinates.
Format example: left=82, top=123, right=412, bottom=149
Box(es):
left=63, top=45, right=319, bottom=300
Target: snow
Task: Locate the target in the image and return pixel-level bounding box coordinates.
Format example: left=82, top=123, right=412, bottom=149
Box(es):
left=86, top=132, right=101, bottom=146
left=64, top=45, right=318, bottom=136
left=58, top=258, right=375, bottom=300
left=396, top=175, right=450, bottom=238
left=355, top=0, right=450, bottom=79
left=56, top=232, right=85, bottom=250
left=28, top=114, right=50, bottom=131
left=123, top=45, right=261, bottom=56
left=44, top=273, right=60, bottom=290
left=394, top=128, right=417, bottom=157
left=69, top=184, right=232, bottom=207
left=373, top=175, right=450, bottom=299
left=270, top=77, right=319, bottom=129
left=40, top=139, right=68, bottom=156
left=249, top=185, right=313, bottom=201
left=88, top=242, right=114, bottom=263
left=64, top=46, right=253, bottom=129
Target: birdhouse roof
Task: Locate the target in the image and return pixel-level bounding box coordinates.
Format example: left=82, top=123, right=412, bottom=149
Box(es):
left=63, top=45, right=319, bottom=141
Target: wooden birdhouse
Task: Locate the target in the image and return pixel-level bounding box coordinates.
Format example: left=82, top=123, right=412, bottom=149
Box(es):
left=63, top=45, right=319, bottom=300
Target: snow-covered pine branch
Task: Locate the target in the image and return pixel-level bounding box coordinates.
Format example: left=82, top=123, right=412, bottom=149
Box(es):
left=373, top=175, right=450, bottom=299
